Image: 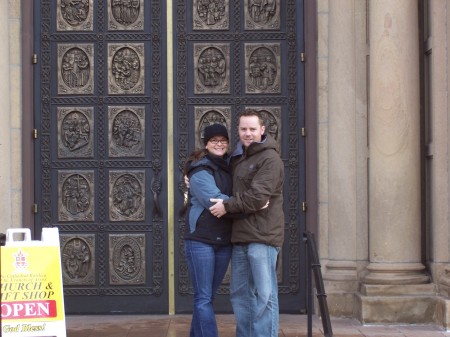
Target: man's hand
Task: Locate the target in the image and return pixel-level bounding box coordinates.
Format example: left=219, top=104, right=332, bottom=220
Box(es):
left=209, top=198, right=226, bottom=218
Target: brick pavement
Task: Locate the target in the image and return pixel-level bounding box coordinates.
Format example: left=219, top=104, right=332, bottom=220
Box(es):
left=65, top=314, right=450, bottom=337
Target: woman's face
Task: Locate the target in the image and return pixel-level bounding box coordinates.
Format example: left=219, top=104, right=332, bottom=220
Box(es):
left=206, top=136, right=229, bottom=156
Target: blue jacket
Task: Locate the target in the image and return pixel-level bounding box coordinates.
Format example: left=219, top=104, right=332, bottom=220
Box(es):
left=185, top=155, right=233, bottom=244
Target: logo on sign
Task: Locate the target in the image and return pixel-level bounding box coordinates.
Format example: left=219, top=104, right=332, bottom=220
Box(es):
left=13, top=250, right=30, bottom=274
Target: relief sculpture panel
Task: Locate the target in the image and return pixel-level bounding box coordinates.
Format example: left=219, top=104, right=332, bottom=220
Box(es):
left=108, top=43, right=145, bottom=95
left=194, top=44, right=230, bottom=94
left=58, top=171, right=95, bottom=222
left=194, top=106, right=231, bottom=149
left=244, top=0, right=280, bottom=30
left=57, top=0, right=93, bottom=31
left=109, top=234, right=146, bottom=285
left=247, top=106, right=281, bottom=148
left=109, top=171, right=145, bottom=221
left=58, top=44, right=94, bottom=95
left=60, top=235, right=95, bottom=285
left=245, top=43, right=281, bottom=94
left=108, top=0, right=144, bottom=31
left=193, top=0, right=229, bottom=30
left=57, top=107, right=94, bottom=159
left=108, top=106, right=145, bottom=157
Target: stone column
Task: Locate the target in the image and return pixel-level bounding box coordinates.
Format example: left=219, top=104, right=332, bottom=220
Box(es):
left=325, top=0, right=361, bottom=316
left=429, top=0, right=450, bottom=294
left=428, top=2, right=450, bottom=329
left=0, top=0, right=12, bottom=233
left=365, top=0, right=428, bottom=285
left=355, top=0, right=437, bottom=324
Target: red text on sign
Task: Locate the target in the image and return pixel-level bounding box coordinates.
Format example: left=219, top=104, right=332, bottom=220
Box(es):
left=1, top=300, right=57, bottom=319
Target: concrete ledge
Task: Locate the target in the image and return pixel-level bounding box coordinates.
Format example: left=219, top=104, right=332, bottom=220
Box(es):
left=323, top=292, right=355, bottom=318
left=434, top=296, right=450, bottom=329
left=355, top=292, right=435, bottom=324
left=360, top=283, right=436, bottom=296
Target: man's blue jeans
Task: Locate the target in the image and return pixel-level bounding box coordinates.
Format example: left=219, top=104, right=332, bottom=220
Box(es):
left=184, top=239, right=232, bottom=337
left=230, top=243, right=280, bottom=337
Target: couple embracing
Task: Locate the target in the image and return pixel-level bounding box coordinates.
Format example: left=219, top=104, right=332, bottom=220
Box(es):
left=184, top=109, right=284, bottom=337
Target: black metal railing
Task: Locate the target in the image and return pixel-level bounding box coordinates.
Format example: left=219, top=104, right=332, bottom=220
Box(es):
left=304, top=231, right=333, bottom=337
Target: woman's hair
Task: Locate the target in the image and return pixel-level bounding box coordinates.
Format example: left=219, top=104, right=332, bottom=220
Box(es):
left=183, top=148, right=208, bottom=175
left=179, top=148, right=208, bottom=217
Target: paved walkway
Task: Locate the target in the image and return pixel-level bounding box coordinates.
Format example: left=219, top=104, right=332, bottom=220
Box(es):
left=65, top=314, right=450, bottom=337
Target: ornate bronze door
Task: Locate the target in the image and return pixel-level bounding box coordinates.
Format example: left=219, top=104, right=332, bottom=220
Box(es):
left=34, top=1, right=167, bottom=313
left=33, top=0, right=305, bottom=314
left=173, top=0, right=306, bottom=313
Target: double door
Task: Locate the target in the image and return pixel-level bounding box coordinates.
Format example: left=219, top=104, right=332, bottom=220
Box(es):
left=34, top=0, right=306, bottom=314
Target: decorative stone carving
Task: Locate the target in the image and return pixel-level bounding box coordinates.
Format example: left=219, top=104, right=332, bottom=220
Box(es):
left=244, top=0, right=280, bottom=30
left=57, top=0, right=93, bottom=31
left=245, top=43, right=281, bottom=93
left=60, top=235, right=95, bottom=285
left=58, top=171, right=95, bottom=222
left=108, top=43, right=145, bottom=94
left=108, top=0, right=144, bottom=31
left=194, top=106, right=231, bottom=149
left=246, top=106, right=281, bottom=147
left=58, top=107, right=94, bottom=158
left=58, top=44, right=94, bottom=95
left=193, top=0, right=229, bottom=30
left=109, top=234, right=146, bottom=285
left=108, top=106, right=145, bottom=157
left=109, top=171, right=145, bottom=221
left=194, top=44, right=230, bottom=94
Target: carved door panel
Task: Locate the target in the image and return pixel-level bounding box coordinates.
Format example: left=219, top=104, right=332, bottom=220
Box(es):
left=34, top=1, right=167, bottom=313
left=173, top=0, right=307, bottom=313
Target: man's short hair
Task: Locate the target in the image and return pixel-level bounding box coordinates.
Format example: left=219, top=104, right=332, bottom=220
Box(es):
left=238, top=109, right=264, bottom=126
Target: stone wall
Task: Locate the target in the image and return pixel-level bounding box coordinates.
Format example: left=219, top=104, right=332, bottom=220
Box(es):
left=0, top=0, right=23, bottom=234
left=317, top=0, right=450, bottom=327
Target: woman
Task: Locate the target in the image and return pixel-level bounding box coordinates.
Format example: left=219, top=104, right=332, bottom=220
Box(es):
left=184, top=123, right=233, bottom=337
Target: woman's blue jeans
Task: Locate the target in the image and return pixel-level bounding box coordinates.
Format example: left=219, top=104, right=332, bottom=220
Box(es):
left=230, top=243, right=280, bottom=337
left=184, top=239, right=232, bottom=337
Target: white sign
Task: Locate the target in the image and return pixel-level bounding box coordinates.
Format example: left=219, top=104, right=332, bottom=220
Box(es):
left=1, top=228, right=66, bottom=337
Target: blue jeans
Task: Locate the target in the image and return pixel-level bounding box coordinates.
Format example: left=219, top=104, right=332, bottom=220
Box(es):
left=230, top=243, right=280, bottom=337
left=184, top=239, right=232, bottom=337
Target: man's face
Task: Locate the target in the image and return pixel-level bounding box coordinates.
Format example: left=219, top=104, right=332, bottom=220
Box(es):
left=238, top=115, right=265, bottom=148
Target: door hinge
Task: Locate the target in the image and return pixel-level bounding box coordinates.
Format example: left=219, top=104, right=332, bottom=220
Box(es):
left=300, top=52, right=305, bottom=63
left=302, top=202, right=307, bottom=212
left=32, top=204, right=38, bottom=214
left=32, top=53, right=38, bottom=64
left=301, top=127, right=306, bottom=137
left=33, top=129, right=38, bottom=139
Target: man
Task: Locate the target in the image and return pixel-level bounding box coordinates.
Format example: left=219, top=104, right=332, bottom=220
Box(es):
left=210, top=109, right=284, bottom=337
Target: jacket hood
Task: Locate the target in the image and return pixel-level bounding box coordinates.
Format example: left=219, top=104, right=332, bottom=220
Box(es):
left=187, top=154, right=230, bottom=174
left=232, top=134, right=280, bottom=158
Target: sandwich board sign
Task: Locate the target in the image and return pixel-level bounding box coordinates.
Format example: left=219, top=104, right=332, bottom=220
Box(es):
left=1, top=228, right=66, bottom=337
